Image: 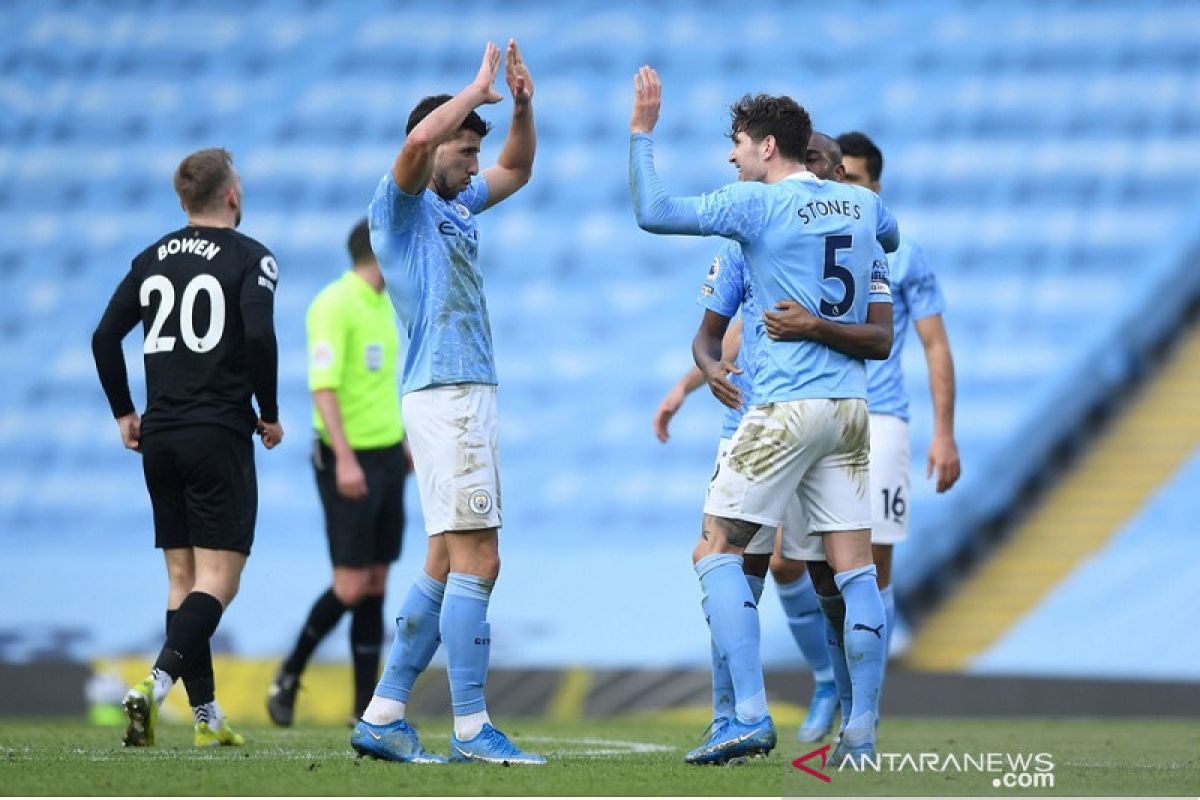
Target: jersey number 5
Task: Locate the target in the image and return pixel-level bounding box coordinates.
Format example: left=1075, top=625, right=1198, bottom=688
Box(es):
left=141, top=274, right=226, bottom=354
left=819, top=234, right=855, bottom=318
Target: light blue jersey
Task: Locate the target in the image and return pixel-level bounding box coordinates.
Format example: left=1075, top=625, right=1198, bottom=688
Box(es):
left=697, top=242, right=758, bottom=438
left=867, top=234, right=945, bottom=421
left=368, top=173, right=495, bottom=395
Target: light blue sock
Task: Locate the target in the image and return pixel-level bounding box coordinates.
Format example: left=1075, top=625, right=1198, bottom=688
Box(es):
left=776, top=572, right=835, bottom=683
left=835, top=565, right=887, bottom=745
left=696, top=554, right=767, bottom=725
left=441, top=572, right=494, bottom=716
left=817, top=593, right=853, bottom=728
left=375, top=573, right=445, bottom=702
left=709, top=573, right=766, bottom=722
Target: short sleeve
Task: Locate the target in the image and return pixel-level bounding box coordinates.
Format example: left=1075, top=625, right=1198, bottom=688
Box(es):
left=698, top=242, right=747, bottom=319
left=902, top=241, right=946, bottom=320
left=306, top=289, right=345, bottom=391
left=369, top=172, right=423, bottom=235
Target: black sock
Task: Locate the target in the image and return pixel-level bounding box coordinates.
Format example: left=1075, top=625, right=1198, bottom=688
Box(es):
left=166, top=610, right=216, bottom=707
left=155, top=592, right=223, bottom=681
left=283, top=588, right=348, bottom=677
left=350, top=594, right=385, bottom=716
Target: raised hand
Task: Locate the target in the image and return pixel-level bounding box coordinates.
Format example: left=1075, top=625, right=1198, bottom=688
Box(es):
left=630, top=65, right=662, bottom=134
left=505, top=38, right=534, bottom=106
left=472, top=41, right=504, bottom=106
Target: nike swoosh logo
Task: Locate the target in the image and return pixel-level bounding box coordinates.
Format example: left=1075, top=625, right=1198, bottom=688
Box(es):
left=368, top=730, right=383, bottom=740
left=699, top=729, right=758, bottom=754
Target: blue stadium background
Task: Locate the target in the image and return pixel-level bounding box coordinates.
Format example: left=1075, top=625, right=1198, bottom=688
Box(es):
left=1, top=0, right=1198, bottom=681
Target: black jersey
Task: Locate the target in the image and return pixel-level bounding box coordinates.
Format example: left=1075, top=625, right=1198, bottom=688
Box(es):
left=92, top=225, right=279, bottom=437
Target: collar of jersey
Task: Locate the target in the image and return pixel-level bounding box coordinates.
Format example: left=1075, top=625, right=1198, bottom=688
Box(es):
left=780, top=170, right=820, bottom=183
left=344, top=270, right=386, bottom=304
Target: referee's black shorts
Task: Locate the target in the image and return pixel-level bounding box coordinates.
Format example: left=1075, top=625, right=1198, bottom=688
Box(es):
left=312, top=438, right=407, bottom=567
left=142, top=425, right=257, bottom=555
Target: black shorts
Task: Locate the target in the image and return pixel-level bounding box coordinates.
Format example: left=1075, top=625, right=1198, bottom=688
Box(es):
left=141, top=425, right=257, bottom=555
left=312, top=438, right=407, bottom=567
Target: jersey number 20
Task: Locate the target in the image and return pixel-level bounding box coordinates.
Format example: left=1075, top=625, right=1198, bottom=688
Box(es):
left=141, top=274, right=225, bottom=354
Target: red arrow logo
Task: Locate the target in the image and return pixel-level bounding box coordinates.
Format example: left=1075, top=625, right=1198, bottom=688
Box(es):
left=792, top=743, right=832, bottom=783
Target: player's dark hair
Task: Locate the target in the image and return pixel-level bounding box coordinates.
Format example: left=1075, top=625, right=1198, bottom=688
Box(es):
left=728, top=94, right=812, bottom=162
left=836, top=131, right=884, bottom=182
left=173, top=147, right=235, bottom=213
left=406, top=94, right=491, bottom=138
left=347, top=218, right=373, bottom=265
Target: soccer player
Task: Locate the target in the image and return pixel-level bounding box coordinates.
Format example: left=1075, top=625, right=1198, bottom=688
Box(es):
left=349, top=40, right=544, bottom=766
left=652, top=132, right=852, bottom=745
left=267, top=219, right=408, bottom=727
left=766, top=132, right=961, bottom=756
left=91, top=147, right=283, bottom=748
left=629, top=66, right=898, bottom=766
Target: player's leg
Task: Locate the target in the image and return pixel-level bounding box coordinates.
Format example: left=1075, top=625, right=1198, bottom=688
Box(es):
left=161, top=547, right=227, bottom=741
left=350, top=442, right=407, bottom=720
left=355, top=535, right=447, bottom=763
left=868, top=412, right=911, bottom=659
left=269, top=438, right=357, bottom=726
left=800, top=399, right=885, bottom=766
left=806, top=557, right=854, bottom=744
left=124, top=431, right=190, bottom=746
left=772, top=516, right=838, bottom=742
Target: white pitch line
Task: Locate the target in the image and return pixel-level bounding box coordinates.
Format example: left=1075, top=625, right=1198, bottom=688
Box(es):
left=6, top=737, right=677, bottom=763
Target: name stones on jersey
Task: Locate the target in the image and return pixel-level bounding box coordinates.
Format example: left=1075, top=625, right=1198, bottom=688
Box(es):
left=156, top=237, right=221, bottom=261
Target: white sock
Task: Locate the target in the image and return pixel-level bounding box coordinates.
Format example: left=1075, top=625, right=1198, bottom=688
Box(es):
left=193, top=700, right=224, bottom=728
left=149, top=668, right=174, bottom=704
left=362, top=696, right=405, bottom=725
left=454, top=710, right=490, bottom=741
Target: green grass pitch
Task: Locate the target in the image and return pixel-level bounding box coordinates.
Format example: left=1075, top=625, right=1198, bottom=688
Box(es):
left=0, top=716, right=1196, bottom=796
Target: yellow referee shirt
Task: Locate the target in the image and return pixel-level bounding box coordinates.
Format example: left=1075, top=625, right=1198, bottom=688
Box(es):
left=307, top=271, right=403, bottom=449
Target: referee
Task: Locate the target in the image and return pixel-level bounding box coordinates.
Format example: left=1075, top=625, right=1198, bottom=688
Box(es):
left=268, top=219, right=408, bottom=726
left=91, top=146, right=283, bottom=748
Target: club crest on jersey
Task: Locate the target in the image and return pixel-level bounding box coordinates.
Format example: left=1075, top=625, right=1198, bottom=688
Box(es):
left=365, top=343, right=383, bottom=372
left=454, top=203, right=471, bottom=220
left=311, top=341, right=334, bottom=370
left=467, top=489, right=493, bottom=515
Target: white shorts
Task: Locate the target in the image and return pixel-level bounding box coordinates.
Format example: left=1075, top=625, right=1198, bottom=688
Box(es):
left=869, top=413, right=910, bottom=545
left=710, top=439, right=827, bottom=562
left=704, top=398, right=872, bottom=535
left=402, top=384, right=502, bottom=535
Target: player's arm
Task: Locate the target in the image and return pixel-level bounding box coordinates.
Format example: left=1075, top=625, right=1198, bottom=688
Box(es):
left=692, top=310, right=743, bottom=410
left=394, top=43, right=503, bottom=195
left=242, top=252, right=282, bottom=448
left=763, top=300, right=893, bottom=359
left=875, top=194, right=900, bottom=253
left=312, top=390, right=368, bottom=500
left=91, top=269, right=143, bottom=451
left=307, top=298, right=367, bottom=499
left=655, top=317, right=744, bottom=442
left=482, top=39, right=535, bottom=210
left=915, top=313, right=961, bottom=492
left=627, top=65, right=706, bottom=235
